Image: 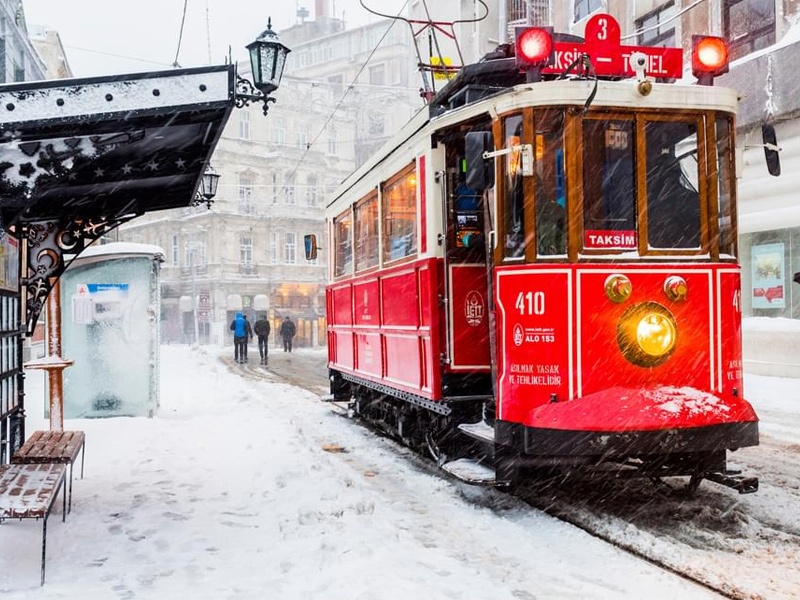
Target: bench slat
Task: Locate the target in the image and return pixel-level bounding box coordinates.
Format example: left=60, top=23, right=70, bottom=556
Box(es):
left=0, top=464, right=66, bottom=519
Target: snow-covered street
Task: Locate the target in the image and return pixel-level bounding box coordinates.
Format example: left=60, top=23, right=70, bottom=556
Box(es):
left=0, top=345, right=731, bottom=599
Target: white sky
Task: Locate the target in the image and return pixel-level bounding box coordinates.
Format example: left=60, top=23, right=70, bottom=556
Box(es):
left=23, top=0, right=406, bottom=77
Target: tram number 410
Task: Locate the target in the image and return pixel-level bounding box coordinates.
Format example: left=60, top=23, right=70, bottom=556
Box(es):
left=515, top=291, right=545, bottom=315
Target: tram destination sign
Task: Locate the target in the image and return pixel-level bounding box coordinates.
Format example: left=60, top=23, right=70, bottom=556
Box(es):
left=541, top=14, right=683, bottom=79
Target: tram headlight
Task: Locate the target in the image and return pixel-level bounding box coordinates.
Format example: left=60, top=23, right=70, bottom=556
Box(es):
left=617, top=302, right=677, bottom=367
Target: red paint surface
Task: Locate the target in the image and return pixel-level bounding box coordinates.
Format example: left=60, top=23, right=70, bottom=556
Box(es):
left=529, top=386, right=757, bottom=432
left=449, top=265, right=491, bottom=370
left=496, top=269, right=572, bottom=423
left=718, top=271, right=744, bottom=396
left=327, top=258, right=442, bottom=399
left=495, top=263, right=750, bottom=430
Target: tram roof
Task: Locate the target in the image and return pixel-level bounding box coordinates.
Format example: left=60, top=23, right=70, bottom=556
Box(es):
left=0, top=65, right=234, bottom=226
left=330, top=78, right=738, bottom=210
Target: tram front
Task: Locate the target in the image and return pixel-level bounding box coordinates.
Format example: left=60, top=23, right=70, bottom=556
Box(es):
left=469, top=15, right=761, bottom=492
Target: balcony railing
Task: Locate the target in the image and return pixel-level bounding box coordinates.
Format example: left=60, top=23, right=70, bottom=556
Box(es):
left=239, top=263, right=258, bottom=276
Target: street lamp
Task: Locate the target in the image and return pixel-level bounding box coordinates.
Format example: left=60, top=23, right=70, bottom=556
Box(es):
left=235, top=17, right=291, bottom=116
left=191, top=162, right=221, bottom=209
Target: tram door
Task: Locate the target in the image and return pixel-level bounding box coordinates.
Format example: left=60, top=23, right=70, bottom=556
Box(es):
left=441, top=133, right=492, bottom=377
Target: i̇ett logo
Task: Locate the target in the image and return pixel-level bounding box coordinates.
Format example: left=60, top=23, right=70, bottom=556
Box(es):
left=513, top=324, right=524, bottom=347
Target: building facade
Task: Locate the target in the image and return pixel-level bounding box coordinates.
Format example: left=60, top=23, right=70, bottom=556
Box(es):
left=0, top=1, right=46, bottom=83
left=117, top=6, right=419, bottom=348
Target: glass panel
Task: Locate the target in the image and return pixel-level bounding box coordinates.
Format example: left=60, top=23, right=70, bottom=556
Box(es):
left=334, top=210, right=353, bottom=277
left=716, top=117, right=736, bottom=256
left=645, top=120, right=701, bottom=249
left=582, top=118, right=637, bottom=250
left=355, top=195, right=379, bottom=271
left=382, top=167, right=417, bottom=262
left=534, top=109, right=567, bottom=256
left=502, top=114, right=525, bottom=258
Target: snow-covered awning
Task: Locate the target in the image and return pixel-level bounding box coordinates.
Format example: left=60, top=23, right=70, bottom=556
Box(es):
left=0, top=64, right=235, bottom=225
left=0, top=65, right=237, bottom=334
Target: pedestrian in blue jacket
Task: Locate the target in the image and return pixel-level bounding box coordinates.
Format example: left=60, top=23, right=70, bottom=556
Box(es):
left=229, top=313, right=251, bottom=363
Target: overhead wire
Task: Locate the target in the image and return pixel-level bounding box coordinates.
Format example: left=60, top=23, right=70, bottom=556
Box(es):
left=620, top=0, right=707, bottom=41
left=172, top=0, right=189, bottom=68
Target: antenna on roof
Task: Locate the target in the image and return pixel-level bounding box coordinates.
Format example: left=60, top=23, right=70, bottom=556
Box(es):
left=359, top=0, right=489, bottom=103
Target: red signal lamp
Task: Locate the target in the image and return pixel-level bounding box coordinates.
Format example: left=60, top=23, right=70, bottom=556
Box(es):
left=692, top=35, right=729, bottom=86
left=515, top=26, right=554, bottom=82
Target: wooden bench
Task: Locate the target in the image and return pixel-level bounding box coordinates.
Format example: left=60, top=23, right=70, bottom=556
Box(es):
left=12, top=431, right=85, bottom=513
left=0, top=463, right=67, bottom=585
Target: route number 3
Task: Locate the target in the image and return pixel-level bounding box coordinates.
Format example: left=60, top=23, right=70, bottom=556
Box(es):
left=515, top=291, right=545, bottom=315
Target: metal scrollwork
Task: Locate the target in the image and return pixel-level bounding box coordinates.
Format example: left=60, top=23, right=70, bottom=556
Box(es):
left=20, top=215, right=136, bottom=334
left=234, top=75, right=276, bottom=116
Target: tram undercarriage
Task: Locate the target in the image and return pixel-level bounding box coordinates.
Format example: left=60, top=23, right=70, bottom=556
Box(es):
left=329, top=370, right=759, bottom=494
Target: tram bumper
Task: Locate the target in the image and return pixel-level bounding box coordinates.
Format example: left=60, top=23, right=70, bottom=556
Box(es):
left=501, top=386, right=759, bottom=458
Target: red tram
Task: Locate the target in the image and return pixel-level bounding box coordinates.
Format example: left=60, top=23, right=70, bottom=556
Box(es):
left=309, top=15, right=773, bottom=492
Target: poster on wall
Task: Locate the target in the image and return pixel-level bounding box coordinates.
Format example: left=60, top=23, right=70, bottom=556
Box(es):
left=0, top=235, right=19, bottom=292
left=752, top=243, right=785, bottom=309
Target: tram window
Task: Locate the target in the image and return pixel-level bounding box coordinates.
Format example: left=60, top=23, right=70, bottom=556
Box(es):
left=503, top=114, right=525, bottom=258
left=645, top=121, right=701, bottom=249
left=534, top=109, right=567, bottom=256
left=716, top=117, right=736, bottom=257
left=354, top=193, right=379, bottom=271
left=582, top=119, right=637, bottom=249
left=382, top=166, right=417, bottom=263
left=333, top=209, right=353, bottom=277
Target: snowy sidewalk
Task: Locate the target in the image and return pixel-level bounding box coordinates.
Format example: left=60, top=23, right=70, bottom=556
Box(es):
left=0, top=345, right=720, bottom=599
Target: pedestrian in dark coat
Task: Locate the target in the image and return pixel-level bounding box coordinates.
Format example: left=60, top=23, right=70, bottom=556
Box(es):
left=254, top=317, right=271, bottom=365
left=279, top=316, right=297, bottom=352
left=230, top=312, right=248, bottom=363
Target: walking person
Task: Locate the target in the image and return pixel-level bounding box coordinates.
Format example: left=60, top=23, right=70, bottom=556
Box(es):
left=279, top=316, right=296, bottom=353
left=242, top=315, right=253, bottom=362
left=229, top=312, right=248, bottom=363
left=254, top=316, right=271, bottom=365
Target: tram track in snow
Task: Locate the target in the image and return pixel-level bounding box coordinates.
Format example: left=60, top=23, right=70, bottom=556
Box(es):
left=222, top=350, right=799, bottom=600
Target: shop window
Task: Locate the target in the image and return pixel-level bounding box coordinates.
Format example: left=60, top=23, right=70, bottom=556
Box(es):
left=724, top=0, right=775, bottom=61
left=355, top=193, right=379, bottom=271
left=645, top=120, right=701, bottom=249
left=334, top=210, right=353, bottom=277
left=636, top=2, right=676, bottom=48
left=502, top=114, right=525, bottom=258
left=382, top=166, right=417, bottom=263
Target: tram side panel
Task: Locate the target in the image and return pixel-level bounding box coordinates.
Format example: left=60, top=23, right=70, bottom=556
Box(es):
left=326, top=258, right=443, bottom=400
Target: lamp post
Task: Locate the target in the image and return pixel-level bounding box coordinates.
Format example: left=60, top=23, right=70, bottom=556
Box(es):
left=191, top=163, right=221, bottom=209
left=235, top=17, right=291, bottom=115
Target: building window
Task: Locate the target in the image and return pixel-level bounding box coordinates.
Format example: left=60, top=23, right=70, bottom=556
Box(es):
left=271, top=230, right=280, bottom=264
left=368, top=110, right=385, bottom=136
left=239, top=175, right=255, bottom=214
left=171, top=235, right=179, bottom=265
left=285, top=173, right=296, bottom=204
left=574, top=0, right=602, bottom=22
left=306, top=175, right=318, bottom=206
left=272, top=173, right=278, bottom=203
left=284, top=232, right=297, bottom=264
left=295, top=124, right=308, bottom=150
left=239, top=110, right=251, bottom=140
left=636, top=2, right=676, bottom=48
left=509, top=0, right=550, bottom=25
left=273, top=117, right=286, bottom=145
left=369, top=63, right=385, bottom=86
left=328, top=127, right=337, bottom=155
left=240, top=236, right=253, bottom=266
left=724, top=0, right=775, bottom=62
left=382, top=164, right=418, bottom=263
